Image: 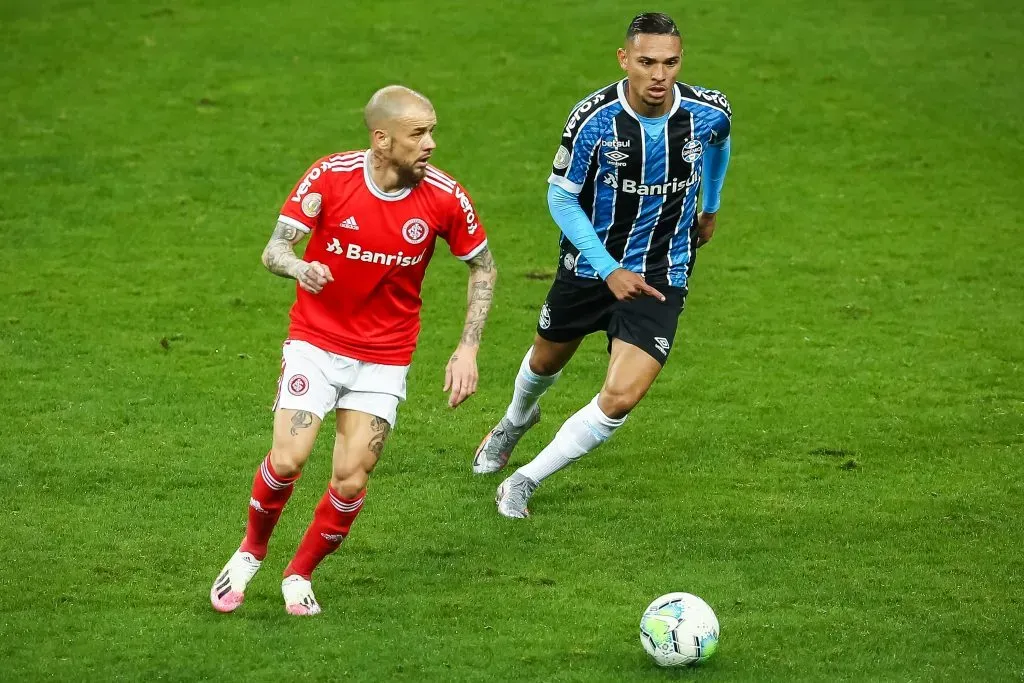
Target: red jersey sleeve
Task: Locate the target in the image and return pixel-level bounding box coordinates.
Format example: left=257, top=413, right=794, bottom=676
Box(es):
left=278, top=158, right=330, bottom=233
left=442, top=181, right=489, bottom=261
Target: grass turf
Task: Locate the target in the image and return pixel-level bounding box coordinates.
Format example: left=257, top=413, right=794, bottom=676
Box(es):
left=1, top=0, right=1022, bottom=680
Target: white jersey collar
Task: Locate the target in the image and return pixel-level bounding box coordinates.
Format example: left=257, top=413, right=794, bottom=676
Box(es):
left=363, top=150, right=413, bottom=202
left=616, top=79, right=681, bottom=120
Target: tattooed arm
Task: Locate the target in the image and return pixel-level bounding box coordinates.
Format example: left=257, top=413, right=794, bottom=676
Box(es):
left=261, top=220, right=335, bottom=294
left=459, top=247, right=497, bottom=346
left=444, top=247, right=497, bottom=408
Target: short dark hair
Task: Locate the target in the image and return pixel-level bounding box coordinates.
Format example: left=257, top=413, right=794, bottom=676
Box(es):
left=625, top=13, right=680, bottom=41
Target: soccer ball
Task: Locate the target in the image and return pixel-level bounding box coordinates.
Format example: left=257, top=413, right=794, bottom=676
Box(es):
left=639, top=592, right=720, bottom=667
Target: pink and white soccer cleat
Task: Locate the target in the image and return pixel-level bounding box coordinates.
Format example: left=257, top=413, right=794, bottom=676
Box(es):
left=210, top=549, right=262, bottom=613
left=282, top=574, right=321, bottom=616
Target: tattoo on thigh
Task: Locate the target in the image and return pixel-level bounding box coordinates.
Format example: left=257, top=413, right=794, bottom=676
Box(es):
left=368, top=416, right=390, bottom=457
left=290, top=410, right=314, bottom=436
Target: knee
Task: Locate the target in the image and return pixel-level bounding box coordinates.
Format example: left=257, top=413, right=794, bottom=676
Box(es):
left=268, top=446, right=308, bottom=479
left=529, top=357, right=562, bottom=377
left=528, top=343, right=567, bottom=376
left=330, top=462, right=370, bottom=499
left=597, top=387, right=639, bottom=420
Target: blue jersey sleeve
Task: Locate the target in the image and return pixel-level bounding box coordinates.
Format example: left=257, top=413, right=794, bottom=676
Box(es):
left=548, top=92, right=609, bottom=194
left=701, top=137, right=731, bottom=213
left=547, top=184, right=620, bottom=279
left=709, top=109, right=731, bottom=145
left=691, top=86, right=732, bottom=144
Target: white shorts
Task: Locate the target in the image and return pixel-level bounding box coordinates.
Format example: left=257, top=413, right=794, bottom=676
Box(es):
left=273, top=339, right=408, bottom=425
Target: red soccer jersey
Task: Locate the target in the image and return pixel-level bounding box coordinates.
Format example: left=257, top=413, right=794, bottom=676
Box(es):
left=277, top=150, right=488, bottom=365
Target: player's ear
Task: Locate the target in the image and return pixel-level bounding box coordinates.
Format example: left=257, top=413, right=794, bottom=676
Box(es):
left=372, top=128, right=391, bottom=152
left=617, top=47, right=628, bottom=70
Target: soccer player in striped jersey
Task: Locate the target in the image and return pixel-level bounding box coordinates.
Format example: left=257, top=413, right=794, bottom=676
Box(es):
left=473, top=13, right=733, bottom=518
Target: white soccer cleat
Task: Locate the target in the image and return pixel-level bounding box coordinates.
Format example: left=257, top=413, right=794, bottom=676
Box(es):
left=282, top=574, right=321, bottom=616
left=496, top=471, right=539, bottom=519
left=210, top=549, right=262, bottom=613
left=473, top=407, right=541, bottom=475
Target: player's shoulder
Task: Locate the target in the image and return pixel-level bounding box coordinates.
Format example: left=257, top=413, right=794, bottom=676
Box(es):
left=566, top=80, right=621, bottom=115
left=420, top=163, right=463, bottom=197
left=561, top=80, right=622, bottom=139
left=675, top=82, right=732, bottom=119
left=311, top=149, right=367, bottom=174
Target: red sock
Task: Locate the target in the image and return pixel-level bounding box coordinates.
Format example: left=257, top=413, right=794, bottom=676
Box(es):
left=239, top=453, right=299, bottom=561
left=284, top=488, right=366, bottom=580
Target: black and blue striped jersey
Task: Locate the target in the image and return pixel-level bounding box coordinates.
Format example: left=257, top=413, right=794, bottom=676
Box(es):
left=548, top=79, right=732, bottom=288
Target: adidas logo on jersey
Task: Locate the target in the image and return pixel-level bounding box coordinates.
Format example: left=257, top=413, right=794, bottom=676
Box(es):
left=340, top=216, right=359, bottom=230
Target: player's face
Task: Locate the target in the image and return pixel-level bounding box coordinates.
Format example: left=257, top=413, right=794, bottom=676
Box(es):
left=384, top=106, right=437, bottom=182
left=618, top=34, right=682, bottom=112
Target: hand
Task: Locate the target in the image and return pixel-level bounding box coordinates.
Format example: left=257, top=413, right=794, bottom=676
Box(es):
left=296, top=261, right=334, bottom=294
left=443, top=345, right=479, bottom=408
left=605, top=268, right=665, bottom=302
left=695, top=211, right=717, bottom=249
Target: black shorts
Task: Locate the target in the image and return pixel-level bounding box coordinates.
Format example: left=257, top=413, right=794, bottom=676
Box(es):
left=536, top=274, right=688, bottom=365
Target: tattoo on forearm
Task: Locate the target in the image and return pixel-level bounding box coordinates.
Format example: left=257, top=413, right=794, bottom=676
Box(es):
left=262, top=221, right=306, bottom=279
left=461, top=281, right=493, bottom=345
left=461, top=248, right=496, bottom=346
left=368, top=416, right=390, bottom=458
left=466, top=248, right=496, bottom=274
left=289, top=410, right=314, bottom=436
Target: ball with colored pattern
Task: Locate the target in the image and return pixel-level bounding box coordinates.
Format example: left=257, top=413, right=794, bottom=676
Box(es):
left=639, top=592, right=720, bottom=667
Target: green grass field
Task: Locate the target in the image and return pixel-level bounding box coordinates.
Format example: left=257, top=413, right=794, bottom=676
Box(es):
left=2, top=0, right=1022, bottom=680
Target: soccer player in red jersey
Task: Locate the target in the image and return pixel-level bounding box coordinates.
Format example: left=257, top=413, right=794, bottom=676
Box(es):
left=210, top=85, right=496, bottom=616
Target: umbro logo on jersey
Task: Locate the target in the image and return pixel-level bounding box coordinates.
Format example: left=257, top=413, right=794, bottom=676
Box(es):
left=326, top=238, right=343, bottom=254
left=605, top=150, right=629, bottom=163
left=654, top=337, right=671, bottom=355
left=340, top=216, right=359, bottom=230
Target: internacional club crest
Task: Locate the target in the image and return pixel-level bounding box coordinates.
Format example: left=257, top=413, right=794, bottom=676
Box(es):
left=288, top=375, right=309, bottom=396
left=402, top=218, right=430, bottom=245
